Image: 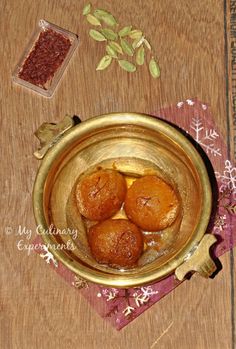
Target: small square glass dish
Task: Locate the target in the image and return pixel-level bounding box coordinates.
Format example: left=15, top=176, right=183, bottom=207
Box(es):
left=12, top=19, right=79, bottom=97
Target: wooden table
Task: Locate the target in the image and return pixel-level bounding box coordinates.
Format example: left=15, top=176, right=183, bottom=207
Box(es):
left=1, top=1, right=235, bottom=348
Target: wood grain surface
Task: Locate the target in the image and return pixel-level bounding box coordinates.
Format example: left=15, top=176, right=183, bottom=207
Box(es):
left=1, top=1, right=235, bottom=348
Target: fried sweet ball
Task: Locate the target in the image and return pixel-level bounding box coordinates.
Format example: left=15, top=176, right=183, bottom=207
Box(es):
left=75, top=169, right=127, bottom=221
left=124, top=175, right=180, bottom=231
left=88, top=219, right=144, bottom=267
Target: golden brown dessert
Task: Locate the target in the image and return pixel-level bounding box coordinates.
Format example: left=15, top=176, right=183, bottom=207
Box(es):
left=88, top=219, right=144, bottom=267
left=75, top=169, right=127, bottom=221
left=124, top=175, right=180, bottom=231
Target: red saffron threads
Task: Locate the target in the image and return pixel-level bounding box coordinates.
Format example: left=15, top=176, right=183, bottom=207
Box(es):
left=18, top=29, right=71, bottom=89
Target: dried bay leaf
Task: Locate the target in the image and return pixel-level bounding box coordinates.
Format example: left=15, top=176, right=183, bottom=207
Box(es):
left=89, top=29, right=107, bottom=41
left=96, top=55, right=112, bottom=70
left=120, top=38, right=134, bottom=56
left=136, top=46, right=145, bottom=65
left=86, top=14, right=101, bottom=26
left=118, top=60, right=136, bottom=72
left=118, top=26, right=132, bottom=37
left=100, top=28, right=118, bottom=40
left=83, top=3, right=91, bottom=16
left=149, top=57, right=160, bottom=78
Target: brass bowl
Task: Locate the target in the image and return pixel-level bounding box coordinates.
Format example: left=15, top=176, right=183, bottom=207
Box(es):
left=33, top=113, right=217, bottom=288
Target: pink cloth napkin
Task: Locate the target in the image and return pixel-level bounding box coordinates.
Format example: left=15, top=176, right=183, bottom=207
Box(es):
left=34, top=98, right=236, bottom=330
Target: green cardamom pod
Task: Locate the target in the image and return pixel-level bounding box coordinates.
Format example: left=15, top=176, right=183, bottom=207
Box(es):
left=106, top=45, right=118, bottom=58
left=96, top=55, right=112, bottom=70
left=129, top=29, right=143, bottom=40
left=120, top=38, right=134, bottom=56
left=118, top=60, right=136, bottom=72
left=132, top=36, right=145, bottom=49
left=109, top=41, right=123, bottom=54
left=100, top=28, right=118, bottom=40
left=86, top=14, right=101, bottom=26
left=94, top=9, right=111, bottom=17
left=89, top=29, right=107, bottom=41
left=118, top=26, right=132, bottom=37
left=83, top=3, right=91, bottom=16
left=144, top=38, right=152, bottom=50
left=136, top=46, right=145, bottom=65
left=149, top=57, right=160, bottom=78
left=94, top=9, right=118, bottom=26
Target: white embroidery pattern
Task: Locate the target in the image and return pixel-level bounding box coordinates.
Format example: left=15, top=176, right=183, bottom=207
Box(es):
left=215, top=160, right=236, bottom=198
left=39, top=245, right=58, bottom=267
left=190, top=116, right=221, bottom=157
